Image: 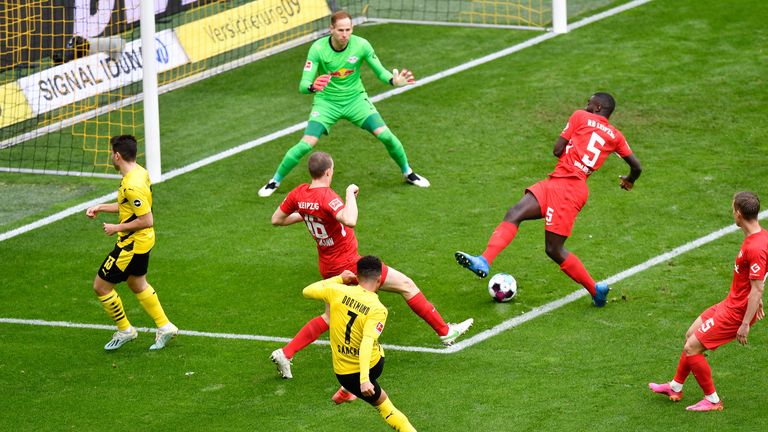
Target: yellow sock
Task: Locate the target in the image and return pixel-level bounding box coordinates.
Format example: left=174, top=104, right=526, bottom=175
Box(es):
left=135, top=285, right=170, bottom=328
left=376, top=398, right=416, bottom=432
left=98, top=290, right=131, bottom=331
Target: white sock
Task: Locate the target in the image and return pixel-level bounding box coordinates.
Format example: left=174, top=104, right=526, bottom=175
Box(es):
left=669, top=380, right=683, bottom=392
left=159, top=322, right=175, bottom=332
left=705, top=392, right=720, bottom=403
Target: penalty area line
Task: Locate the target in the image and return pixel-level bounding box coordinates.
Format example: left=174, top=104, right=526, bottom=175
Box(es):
left=0, top=0, right=652, bottom=244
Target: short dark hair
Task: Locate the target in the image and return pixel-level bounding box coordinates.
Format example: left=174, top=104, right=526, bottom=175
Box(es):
left=308, top=152, right=333, bottom=179
left=110, top=135, right=137, bottom=161
left=734, top=191, right=760, bottom=220
left=357, top=256, right=382, bottom=281
left=593, top=92, right=616, bottom=117
left=331, top=10, right=352, bottom=26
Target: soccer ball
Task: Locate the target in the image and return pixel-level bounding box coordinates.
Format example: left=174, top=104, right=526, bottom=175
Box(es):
left=487, top=273, right=517, bottom=303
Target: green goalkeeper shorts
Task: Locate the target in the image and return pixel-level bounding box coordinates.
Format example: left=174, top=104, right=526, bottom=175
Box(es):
left=306, top=93, right=385, bottom=136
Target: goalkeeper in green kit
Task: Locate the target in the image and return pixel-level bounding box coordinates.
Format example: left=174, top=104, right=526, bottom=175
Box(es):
left=258, top=10, right=430, bottom=197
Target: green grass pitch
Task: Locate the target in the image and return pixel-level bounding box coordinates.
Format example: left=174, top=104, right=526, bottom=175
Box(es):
left=1, top=0, right=768, bottom=430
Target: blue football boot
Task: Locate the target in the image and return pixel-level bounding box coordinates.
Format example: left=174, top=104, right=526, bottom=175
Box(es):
left=454, top=251, right=490, bottom=278
left=593, top=282, right=610, bottom=307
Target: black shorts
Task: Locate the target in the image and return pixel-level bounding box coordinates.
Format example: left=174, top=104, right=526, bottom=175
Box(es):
left=97, top=243, right=150, bottom=284
left=335, top=357, right=385, bottom=405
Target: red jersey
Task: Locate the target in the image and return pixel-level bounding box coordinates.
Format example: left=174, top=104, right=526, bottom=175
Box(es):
left=723, top=228, right=768, bottom=312
left=551, top=110, right=633, bottom=181
left=280, top=184, right=359, bottom=276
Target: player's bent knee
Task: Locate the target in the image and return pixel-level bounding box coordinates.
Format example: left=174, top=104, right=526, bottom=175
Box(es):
left=303, top=135, right=319, bottom=146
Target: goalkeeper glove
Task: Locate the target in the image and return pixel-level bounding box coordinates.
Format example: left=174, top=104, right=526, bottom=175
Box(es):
left=391, top=68, right=415, bottom=87
left=310, top=74, right=331, bottom=92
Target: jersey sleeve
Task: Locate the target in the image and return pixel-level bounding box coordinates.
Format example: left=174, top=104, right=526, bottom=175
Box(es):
left=279, top=188, right=298, bottom=214
left=613, top=130, right=633, bottom=158
left=361, top=39, right=393, bottom=85
left=302, top=276, right=344, bottom=301
left=747, top=243, right=768, bottom=281
left=299, top=43, right=321, bottom=94
left=123, top=186, right=151, bottom=217
left=560, top=110, right=582, bottom=141
left=358, top=306, right=387, bottom=383
left=322, top=189, right=346, bottom=218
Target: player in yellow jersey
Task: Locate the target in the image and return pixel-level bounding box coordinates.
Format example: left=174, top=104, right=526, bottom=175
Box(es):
left=85, top=135, right=178, bottom=351
left=303, top=256, right=416, bottom=432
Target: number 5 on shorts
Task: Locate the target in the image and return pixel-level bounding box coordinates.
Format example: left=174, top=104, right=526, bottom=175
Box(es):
left=699, top=317, right=715, bottom=333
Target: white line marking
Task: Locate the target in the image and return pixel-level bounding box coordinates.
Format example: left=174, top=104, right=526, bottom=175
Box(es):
left=2, top=210, right=764, bottom=354
left=0, top=0, right=652, bottom=243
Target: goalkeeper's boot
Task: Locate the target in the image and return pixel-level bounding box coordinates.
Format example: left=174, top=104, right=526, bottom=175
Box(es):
left=454, top=251, right=489, bottom=278
left=404, top=171, right=430, bottom=188
left=440, top=318, right=474, bottom=346
left=331, top=387, right=357, bottom=404
left=270, top=348, right=293, bottom=379
left=648, top=382, right=683, bottom=401
left=258, top=179, right=280, bottom=197
left=593, top=282, right=610, bottom=307
left=149, top=323, right=178, bottom=350
left=104, top=326, right=138, bottom=351
left=686, top=398, right=723, bottom=411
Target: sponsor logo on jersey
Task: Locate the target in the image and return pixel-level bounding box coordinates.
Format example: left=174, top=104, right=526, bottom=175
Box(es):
left=330, top=68, right=355, bottom=78
left=133, top=199, right=142, bottom=207
left=375, top=321, right=384, bottom=334
left=751, top=263, right=761, bottom=274
left=347, top=56, right=358, bottom=64
left=329, top=198, right=343, bottom=211
left=304, top=60, right=313, bottom=71
left=311, top=111, right=320, bottom=117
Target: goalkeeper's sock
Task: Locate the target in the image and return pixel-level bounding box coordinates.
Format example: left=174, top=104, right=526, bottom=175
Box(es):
left=481, top=221, right=518, bottom=265
left=282, top=316, right=329, bottom=359
left=375, top=398, right=416, bottom=432
left=98, top=290, right=131, bottom=331
left=406, top=292, right=449, bottom=336
left=274, top=140, right=313, bottom=183
left=376, top=128, right=410, bottom=174
left=559, top=253, right=596, bottom=296
left=135, top=285, right=170, bottom=328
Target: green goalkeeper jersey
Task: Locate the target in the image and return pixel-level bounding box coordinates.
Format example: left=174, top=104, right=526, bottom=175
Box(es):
left=299, top=35, right=393, bottom=102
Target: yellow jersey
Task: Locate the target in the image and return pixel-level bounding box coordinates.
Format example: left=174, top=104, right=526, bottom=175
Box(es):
left=116, top=165, right=154, bottom=253
left=303, top=276, right=387, bottom=376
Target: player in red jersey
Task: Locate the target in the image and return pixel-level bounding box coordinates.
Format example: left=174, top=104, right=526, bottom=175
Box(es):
left=455, top=92, right=643, bottom=306
left=268, top=151, right=473, bottom=386
left=649, top=192, right=767, bottom=411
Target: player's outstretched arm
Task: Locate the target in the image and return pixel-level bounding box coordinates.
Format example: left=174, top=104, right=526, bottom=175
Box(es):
left=86, top=202, right=119, bottom=218
left=390, top=68, right=415, bottom=87
left=271, top=208, right=303, bottom=226
left=619, top=154, right=643, bottom=191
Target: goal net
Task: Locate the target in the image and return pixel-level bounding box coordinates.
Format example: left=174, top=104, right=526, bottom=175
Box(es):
left=0, top=0, right=568, bottom=178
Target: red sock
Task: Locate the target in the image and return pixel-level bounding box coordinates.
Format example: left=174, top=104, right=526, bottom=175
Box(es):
left=481, top=221, right=518, bottom=265
left=406, top=292, right=449, bottom=336
left=559, top=253, right=596, bottom=296
left=687, top=353, right=716, bottom=395
left=282, top=316, right=329, bottom=359
left=673, top=350, right=691, bottom=384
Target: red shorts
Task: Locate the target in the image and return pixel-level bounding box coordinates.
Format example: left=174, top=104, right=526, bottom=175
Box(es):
left=694, top=301, right=755, bottom=350
left=320, top=255, right=389, bottom=284
left=526, top=176, right=589, bottom=237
